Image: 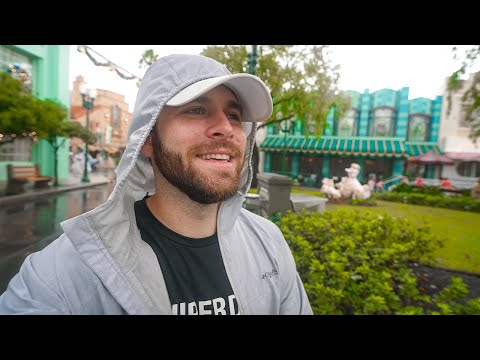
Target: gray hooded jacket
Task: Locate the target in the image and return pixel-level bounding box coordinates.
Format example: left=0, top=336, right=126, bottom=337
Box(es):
left=0, top=54, right=313, bottom=315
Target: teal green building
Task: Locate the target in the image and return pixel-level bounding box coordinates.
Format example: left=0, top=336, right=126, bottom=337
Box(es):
left=259, top=87, right=442, bottom=186
left=0, top=45, right=70, bottom=184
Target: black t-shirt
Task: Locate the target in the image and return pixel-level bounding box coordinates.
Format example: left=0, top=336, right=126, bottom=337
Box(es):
left=134, top=196, right=239, bottom=315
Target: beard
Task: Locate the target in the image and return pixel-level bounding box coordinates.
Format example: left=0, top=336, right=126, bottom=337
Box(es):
left=151, top=132, right=245, bottom=204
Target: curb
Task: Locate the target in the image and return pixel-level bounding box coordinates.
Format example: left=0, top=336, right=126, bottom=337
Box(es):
left=0, top=179, right=110, bottom=206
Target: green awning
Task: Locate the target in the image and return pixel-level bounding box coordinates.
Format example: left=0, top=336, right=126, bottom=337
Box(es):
left=404, top=142, right=442, bottom=157
left=259, top=135, right=407, bottom=158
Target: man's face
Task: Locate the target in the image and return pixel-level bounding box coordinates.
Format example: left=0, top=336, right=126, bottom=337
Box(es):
left=147, top=85, right=247, bottom=204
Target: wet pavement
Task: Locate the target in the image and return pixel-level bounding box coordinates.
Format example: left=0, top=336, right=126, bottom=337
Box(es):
left=0, top=183, right=115, bottom=293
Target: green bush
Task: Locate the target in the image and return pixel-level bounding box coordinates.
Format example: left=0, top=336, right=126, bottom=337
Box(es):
left=275, top=209, right=480, bottom=314
left=377, top=192, right=480, bottom=212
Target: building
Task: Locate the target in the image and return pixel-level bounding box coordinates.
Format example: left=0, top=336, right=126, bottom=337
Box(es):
left=0, top=45, right=70, bottom=185
left=259, top=87, right=442, bottom=186
left=438, top=72, right=480, bottom=186
left=70, top=75, right=132, bottom=157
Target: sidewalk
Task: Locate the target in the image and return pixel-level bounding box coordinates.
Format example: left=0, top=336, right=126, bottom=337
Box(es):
left=0, top=173, right=111, bottom=207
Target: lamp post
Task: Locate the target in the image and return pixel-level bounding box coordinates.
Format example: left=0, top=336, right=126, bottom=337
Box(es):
left=246, top=45, right=258, bottom=75
left=280, top=119, right=295, bottom=175
left=80, top=85, right=97, bottom=183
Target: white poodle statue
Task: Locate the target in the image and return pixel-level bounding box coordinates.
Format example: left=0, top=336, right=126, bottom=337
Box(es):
left=321, top=163, right=371, bottom=200
left=320, top=178, right=341, bottom=199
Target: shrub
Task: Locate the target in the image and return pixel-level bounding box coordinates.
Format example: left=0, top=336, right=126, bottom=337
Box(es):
left=275, top=209, right=480, bottom=314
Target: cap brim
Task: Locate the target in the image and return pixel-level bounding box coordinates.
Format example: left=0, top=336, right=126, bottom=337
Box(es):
left=166, top=73, right=273, bottom=123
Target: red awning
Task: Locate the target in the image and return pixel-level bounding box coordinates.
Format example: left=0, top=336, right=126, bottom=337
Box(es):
left=444, top=153, right=480, bottom=161
left=408, top=151, right=454, bottom=165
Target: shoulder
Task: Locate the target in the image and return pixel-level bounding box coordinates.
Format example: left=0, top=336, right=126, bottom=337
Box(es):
left=237, top=208, right=284, bottom=238
left=236, top=209, right=289, bottom=254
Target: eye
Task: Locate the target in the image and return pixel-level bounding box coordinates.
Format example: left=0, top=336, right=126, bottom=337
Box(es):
left=186, top=106, right=206, bottom=114
left=227, top=113, right=242, bottom=122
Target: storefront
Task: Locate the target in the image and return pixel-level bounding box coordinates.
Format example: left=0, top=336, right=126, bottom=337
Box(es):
left=0, top=45, right=70, bottom=184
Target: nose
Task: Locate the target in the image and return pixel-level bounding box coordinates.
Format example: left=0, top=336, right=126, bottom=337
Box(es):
left=206, top=111, right=234, bottom=140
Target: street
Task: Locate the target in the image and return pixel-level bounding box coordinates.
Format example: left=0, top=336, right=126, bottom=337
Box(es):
left=0, top=183, right=114, bottom=293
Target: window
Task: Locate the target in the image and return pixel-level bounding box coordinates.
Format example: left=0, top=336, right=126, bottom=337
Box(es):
left=370, top=108, right=395, bottom=137
left=299, top=156, right=322, bottom=175
left=0, top=138, right=32, bottom=161
left=408, top=114, right=430, bottom=141
left=457, top=162, right=480, bottom=177
left=0, top=46, right=33, bottom=91
left=337, top=109, right=358, bottom=137
left=111, top=105, right=120, bottom=130
left=271, top=153, right=292, bottom=175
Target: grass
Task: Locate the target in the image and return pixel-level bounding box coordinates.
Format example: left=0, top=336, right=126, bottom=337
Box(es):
left=249, top=187, right=326, bottom=198
left=326, top=200, right=480, bottom=275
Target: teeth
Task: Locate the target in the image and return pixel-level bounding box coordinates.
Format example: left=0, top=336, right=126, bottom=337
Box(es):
left=200, top=154, right=230, bottom=161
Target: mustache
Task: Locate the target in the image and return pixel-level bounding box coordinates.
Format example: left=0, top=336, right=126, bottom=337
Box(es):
left=187, top=140, right=243, bottom=158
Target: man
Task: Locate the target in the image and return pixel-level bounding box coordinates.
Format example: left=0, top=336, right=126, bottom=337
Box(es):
left=0, top=54, right=312, bottom=315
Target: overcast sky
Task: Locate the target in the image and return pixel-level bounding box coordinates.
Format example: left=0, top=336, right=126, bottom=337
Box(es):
left=69, top=45, right=477, bottom=113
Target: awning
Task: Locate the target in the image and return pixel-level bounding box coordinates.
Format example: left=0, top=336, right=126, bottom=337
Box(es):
left=444, top=152, right=480, bottom=162
left=404, top=142, right=442, bottom=157
left=259, top=135, right=407, bottom=158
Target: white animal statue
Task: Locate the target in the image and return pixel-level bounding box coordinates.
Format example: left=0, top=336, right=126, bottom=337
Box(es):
left=320, top=178, right=341, bottom=199
left=323, top=163, right=372, bottom=200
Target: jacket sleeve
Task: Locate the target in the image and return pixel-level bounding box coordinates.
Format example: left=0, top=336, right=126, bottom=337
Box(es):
left=275, top=225, right=313, bottom=315
left=0, top=239, right=70, bottom=314
left=274, top=227, right=313, bottom=315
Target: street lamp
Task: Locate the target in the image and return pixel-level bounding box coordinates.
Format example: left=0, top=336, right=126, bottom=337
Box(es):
left=80, top=85, right=97, bottom=183
left=246, top=45, right=258, bottom=75
left=280, top=119, right=295, bottom=175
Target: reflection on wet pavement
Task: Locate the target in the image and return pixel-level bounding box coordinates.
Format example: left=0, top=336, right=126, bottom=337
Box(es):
left=0, top=183, right=115, bottom=293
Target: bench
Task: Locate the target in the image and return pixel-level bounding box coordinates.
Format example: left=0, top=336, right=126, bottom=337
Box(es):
left=6, top=164, right=53, bottom=195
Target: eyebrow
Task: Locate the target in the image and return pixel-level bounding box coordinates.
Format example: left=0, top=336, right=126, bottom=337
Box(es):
left=192, top=96, right=243, bottom=114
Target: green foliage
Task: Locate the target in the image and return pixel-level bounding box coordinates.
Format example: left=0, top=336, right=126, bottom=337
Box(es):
left=274, top=208, right=480, bottom=314
left=446, top=46, right=480, bottom=141
left=376, top=192, right=480, bottom=212
left=138, top=49, right=159, bottom=69
left=0, top=72, right=42, bottom=141
left=62, top=121, right=96, bottom=145
left=200, top=45, right=350, bottom=137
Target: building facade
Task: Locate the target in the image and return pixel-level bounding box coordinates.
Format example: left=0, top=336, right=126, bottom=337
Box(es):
left=439, top=72, right=480, bottom=186
left=259, top=87, right=442, bottom=186
left=0, top=45, right=70, bottom=183
left=70, top=75, right=132, bottom=157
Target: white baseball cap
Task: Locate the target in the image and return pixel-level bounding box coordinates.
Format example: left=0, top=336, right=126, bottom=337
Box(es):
left=166, top=73, right=273, bottom=123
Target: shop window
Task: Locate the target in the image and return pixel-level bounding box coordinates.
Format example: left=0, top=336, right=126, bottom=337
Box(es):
left=370, top=108, right=395, bottom=137
left=0, top=138, right=32, bottom=161
left=408, top=114, right=430, bottom=141
left=337, top=109, right=358, bottom=137
left=457, top=162, right=480, bottom=177
left=0, top=46, right=33, bottom=91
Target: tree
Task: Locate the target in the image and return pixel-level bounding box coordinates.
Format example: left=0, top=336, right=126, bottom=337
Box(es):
left=0, top=72, right=42, bottom=145
left=447, top=46, right=480, bottom=141
left=139, top=49, right=159, bottom=69
left=0, top=73, right=96, bottom=185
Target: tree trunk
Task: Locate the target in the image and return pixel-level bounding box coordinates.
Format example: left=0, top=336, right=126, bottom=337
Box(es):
left=53, top=143, right=59, bottom=187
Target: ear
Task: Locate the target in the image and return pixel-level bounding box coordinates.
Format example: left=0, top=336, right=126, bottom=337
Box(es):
left=141, top=134, right=154, bottom=158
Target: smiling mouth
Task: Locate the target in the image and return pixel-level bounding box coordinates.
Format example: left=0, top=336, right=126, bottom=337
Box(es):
left=198, top=153, right=232, bottom=162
